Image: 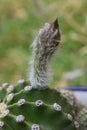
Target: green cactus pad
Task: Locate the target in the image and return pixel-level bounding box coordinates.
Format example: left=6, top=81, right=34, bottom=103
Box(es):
left=0, top=80, right=80, bottom=130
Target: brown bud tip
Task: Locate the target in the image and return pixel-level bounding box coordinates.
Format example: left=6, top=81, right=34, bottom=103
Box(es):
left=51, top=18, right=59, bottom=30
left=48, top=18, right=61, bottom=43
left=40, top=18, right=61, bottom=46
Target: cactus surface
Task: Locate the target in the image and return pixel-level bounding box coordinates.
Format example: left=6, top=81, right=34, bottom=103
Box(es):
left=0, top=19, right=87, bottom=130
left=0, top=80, right=80, bottom=130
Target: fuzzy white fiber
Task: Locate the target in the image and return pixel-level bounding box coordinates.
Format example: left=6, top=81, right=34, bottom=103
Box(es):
left=29, top=20, right=60, bottom=89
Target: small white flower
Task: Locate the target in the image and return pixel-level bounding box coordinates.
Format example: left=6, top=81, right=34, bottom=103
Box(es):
left=24, top=86, right=32, bottom=92
left=74, top=121, right=80, bottom=128
left=0, top=121, right=4, bottom=128
left=67, top=114, right=73, bottom=121
left=35, top=100, right=44, bottom=107
left=31, top=124, right=40, bottom=130
left=7, top=85, right=14, bottom=93
left=53, top=103, right=62, bottom=111
left=2, top=83, right=9, bottom=88
left=7, top=93, right=14, bottom=103
left=17, top=99, right=26, bottom=106
left=18, top=79, right=25, bottom=84
left=16, top=115, right=25, bottom=123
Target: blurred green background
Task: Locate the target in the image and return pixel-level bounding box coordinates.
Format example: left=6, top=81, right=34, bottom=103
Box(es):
left=0, top=0, right=87, bottom=87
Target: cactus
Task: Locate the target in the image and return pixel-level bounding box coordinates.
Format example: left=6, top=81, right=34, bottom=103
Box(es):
left=0, top=19, right=87, bottom=130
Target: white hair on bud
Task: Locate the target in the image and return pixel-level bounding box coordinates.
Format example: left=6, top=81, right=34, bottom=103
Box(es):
left=29, top=20, right=60, bottom=89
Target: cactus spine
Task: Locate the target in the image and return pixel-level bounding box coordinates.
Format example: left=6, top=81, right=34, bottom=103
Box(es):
left=0, top=19, right=87, bottom=130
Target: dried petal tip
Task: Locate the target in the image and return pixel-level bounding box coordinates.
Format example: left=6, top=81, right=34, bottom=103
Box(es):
left=51, top=18, right=59, bottom=30
left=49, top=18, right=61, bottom=44
left=54, top=19, right=60, bottom=40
